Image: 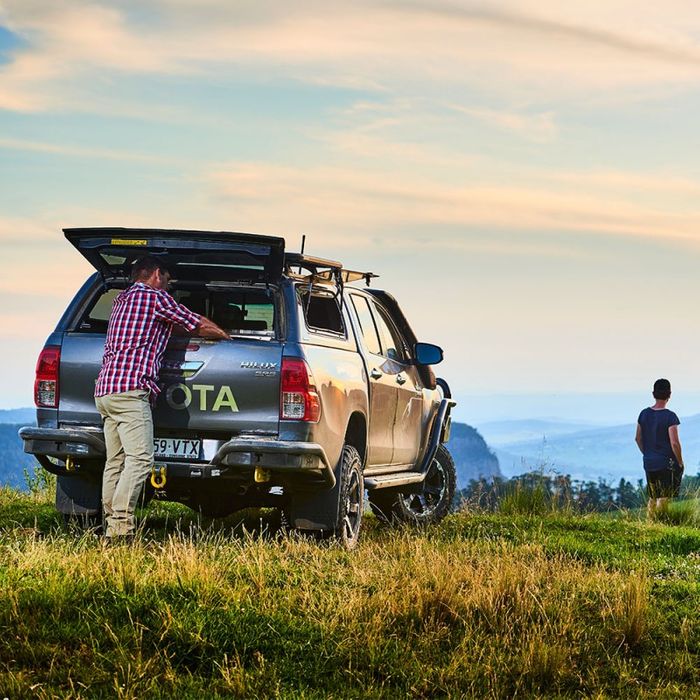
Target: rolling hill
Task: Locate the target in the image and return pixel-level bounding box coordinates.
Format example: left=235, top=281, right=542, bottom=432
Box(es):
left=494, top=415, right=700, bottom=482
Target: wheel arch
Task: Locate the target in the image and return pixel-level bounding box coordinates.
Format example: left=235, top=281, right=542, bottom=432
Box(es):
left=344, top=411, right=368, bottom=469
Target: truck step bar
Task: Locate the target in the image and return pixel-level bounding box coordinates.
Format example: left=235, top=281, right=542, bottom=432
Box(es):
left=364, top=472, right=426, bottom=490
left=365, top=397, right=456, bottom=491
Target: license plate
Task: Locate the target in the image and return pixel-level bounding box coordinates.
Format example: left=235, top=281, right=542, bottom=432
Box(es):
left=153, top=438, right=202, bottom=459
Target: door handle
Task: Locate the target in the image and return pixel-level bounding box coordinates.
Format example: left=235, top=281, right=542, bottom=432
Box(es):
left=396, top=373, right=407, bottom=385
left=370, top=368, right=383, bottom=380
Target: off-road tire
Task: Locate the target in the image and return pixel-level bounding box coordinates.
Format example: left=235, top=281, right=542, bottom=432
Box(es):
left=369, top=444, right=456, bottom=526
left=331, top=444, right=364, bottom=549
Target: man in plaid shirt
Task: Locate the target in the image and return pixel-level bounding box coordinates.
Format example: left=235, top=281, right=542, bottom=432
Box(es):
left=95, top=256, right=228, bottom=541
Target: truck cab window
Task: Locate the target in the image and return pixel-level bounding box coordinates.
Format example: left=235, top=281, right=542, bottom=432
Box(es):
left=299, top=290, right=345, bottom=335
left=350, top=295, right=381, bottom=355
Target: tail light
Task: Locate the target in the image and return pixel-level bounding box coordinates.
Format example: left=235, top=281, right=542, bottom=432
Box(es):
left=34, top=346, right=60, bottom=408
left=280, top=358, right=321, bottom=422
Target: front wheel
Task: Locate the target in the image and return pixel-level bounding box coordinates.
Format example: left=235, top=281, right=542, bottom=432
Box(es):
left=369, top=444, right=456, bottom=526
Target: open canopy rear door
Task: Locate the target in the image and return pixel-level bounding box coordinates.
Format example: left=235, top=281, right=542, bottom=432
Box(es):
left=64, top=227, right=285, bottom=284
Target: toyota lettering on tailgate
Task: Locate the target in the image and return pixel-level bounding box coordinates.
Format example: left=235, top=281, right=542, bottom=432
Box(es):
left=164, top=383, right=240, bottom=412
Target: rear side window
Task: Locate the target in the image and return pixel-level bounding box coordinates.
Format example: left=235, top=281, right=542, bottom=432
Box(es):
left=299, top=289, right=345, bottom=335
left=350, top=295, right=381, bottom=355
left=76, top=286, right=276, bottom=336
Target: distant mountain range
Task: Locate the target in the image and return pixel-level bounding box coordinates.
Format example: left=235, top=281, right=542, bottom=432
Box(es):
left=0, top=408, right=500, bottom=490
left=0, top=408, right=36, bottom=425
left=0, top=424, right=38, bottom=489
left=483, top=416, right=700, bottom=482
left=476, top=419, right=603, bottom=446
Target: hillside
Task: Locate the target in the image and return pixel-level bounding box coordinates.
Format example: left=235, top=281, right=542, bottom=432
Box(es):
left=0, top=488, right=698, bottom=697
left=0, top=424, right=37, bottom=489
left=446, top=421, right=501, bottom=485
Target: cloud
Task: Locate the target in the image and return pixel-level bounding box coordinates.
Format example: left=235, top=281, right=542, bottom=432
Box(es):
left=447, top=104, right=558, bottom=142
left=403, top=2, right=700, bottom=68
left=0, top=137, right=178, bottom=163
left=3, top=1, right=700, bottom=114
left=204, top=161, right=700, bottom=249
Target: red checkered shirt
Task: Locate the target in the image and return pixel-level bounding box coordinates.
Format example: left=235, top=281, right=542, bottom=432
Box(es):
left=95, top=282, right=201, bottom=399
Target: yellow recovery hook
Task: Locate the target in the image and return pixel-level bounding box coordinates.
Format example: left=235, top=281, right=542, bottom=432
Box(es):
left=151, top=465, right=167, bottom=489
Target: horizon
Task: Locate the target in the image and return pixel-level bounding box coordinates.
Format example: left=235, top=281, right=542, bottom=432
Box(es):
left=7, top=388, right=700, bottom=427
left=5, top=2, right=700, bottom=405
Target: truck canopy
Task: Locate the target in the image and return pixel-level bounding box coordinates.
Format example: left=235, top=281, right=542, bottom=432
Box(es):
left=64, top=228, right=286, bottom=284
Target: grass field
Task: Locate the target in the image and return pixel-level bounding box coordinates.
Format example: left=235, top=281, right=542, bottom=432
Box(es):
left=0, top=486, right=699, bottom=699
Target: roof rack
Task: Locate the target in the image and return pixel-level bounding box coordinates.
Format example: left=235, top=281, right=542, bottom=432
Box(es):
left=284, top=252, right=378, bottom=287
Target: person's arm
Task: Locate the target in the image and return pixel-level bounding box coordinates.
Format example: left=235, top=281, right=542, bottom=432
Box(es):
left=668, top=425, right=684, bottom=467
left=154, top=292, right=228, bottom=340
left=195, top=316, right=229, bottom=340
left=635, top=423, right=644, bottom=454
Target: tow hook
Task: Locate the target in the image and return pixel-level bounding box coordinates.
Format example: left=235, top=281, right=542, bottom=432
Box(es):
left=151, top=464, right=167, bottom=489
left=254, top=466, right=271, bottom=483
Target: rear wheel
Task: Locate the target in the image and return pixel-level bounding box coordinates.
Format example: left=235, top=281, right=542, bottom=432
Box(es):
left=335, top=445, right=364, bottom=549
left=314, top=444, right=363, bottom=549
left=369, top=444, right=456, bottom=526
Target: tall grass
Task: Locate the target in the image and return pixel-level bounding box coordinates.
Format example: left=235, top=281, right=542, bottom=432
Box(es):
left=497, top=474, right=573, bottom=516
left=0, top=489, right=698, bottom=697
left=650, top=498, right=700, bottom=527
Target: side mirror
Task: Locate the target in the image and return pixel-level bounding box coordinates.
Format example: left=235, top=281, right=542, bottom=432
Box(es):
left=414, top=342, right=444, bottom=366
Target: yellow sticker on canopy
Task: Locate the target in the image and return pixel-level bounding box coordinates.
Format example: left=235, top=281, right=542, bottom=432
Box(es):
left=111, top=238, right=148, bottom=246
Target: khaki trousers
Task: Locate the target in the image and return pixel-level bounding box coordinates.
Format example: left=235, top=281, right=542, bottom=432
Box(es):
left=95, top=389, right=154, bottom=537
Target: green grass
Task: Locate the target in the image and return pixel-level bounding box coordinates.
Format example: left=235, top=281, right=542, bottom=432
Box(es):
left=0, top=487, right=699, bottom=698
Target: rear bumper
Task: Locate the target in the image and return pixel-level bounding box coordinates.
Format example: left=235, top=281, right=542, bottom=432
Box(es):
left=19, top=427, right=335, bottom=488
left=212, top=438, right=335, bottom=488
left=19, top=426, right=106, bottom=459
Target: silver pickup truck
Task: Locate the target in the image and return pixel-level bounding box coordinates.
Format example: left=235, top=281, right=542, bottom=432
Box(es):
left=20, top=228, right=456, bottom=547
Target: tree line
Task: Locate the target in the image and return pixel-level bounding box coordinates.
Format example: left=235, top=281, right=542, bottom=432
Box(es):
left=457, top=471, right=700, bottom=513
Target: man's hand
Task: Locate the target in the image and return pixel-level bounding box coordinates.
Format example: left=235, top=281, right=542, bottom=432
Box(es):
left=196, top=317, right=229, bottom=340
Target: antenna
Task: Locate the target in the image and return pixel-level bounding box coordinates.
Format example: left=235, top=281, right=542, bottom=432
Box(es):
left=299, top=234, right=306, bottom=275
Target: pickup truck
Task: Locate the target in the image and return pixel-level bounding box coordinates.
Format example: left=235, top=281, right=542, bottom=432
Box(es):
left=20, top=228, right=456, bottom=548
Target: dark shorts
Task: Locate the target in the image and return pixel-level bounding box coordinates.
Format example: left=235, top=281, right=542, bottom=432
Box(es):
left=646, top=461, right=684, bottom=498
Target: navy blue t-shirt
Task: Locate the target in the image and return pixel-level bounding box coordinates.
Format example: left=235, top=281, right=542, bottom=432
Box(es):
left=638, top=407, right=680, bottom=472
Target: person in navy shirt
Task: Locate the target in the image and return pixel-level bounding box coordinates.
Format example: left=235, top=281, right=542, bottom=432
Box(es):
left=635, top=378, right=685, bottom=517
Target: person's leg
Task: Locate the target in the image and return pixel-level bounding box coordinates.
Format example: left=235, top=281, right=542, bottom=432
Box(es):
left=104, top=391, right=154, bottom=538
left=646, top=474, right=658, bottom=518
left=95, top=396, right=126, bottom=527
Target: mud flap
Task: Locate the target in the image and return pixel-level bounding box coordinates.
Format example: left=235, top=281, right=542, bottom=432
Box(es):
left=286, top=484, right=341, bottom=530
left=56, top=474, right=101, bottom=515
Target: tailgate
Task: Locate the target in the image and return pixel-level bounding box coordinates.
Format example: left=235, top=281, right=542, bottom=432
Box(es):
left=64, top=228, right=285, bottom=284
left=155, top=338, right=282, bottom=435
left=58, top=335, right=283, bottom=437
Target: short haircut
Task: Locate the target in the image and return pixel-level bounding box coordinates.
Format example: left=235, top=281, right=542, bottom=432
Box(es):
left=653, top=378, right=671, bottom=400
left=130, top=255, right=170, bottom=282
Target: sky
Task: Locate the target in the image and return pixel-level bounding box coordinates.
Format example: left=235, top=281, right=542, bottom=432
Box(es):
left=3, top=1, right=700, bottom=418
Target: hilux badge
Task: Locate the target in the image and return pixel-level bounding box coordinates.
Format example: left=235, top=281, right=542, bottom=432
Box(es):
left=241, top=361, right=278, bottom=370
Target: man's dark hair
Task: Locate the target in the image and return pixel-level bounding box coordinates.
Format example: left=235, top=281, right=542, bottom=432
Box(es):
left=131, top=255, right=170, bottom=282
left=653, top=378, right=671, bottom=400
